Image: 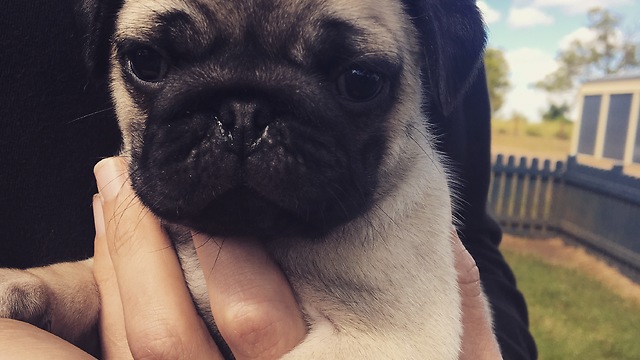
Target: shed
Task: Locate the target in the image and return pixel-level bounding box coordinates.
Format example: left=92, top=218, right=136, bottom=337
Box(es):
left=571, top=75, right=640, bottom=164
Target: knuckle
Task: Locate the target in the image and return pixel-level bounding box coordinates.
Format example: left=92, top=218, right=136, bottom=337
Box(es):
left=222, top=303, right=285, bottom=356
left=456, top=249, right=481, bottom=285
left=127, top=322, right=189, bottom=360
left=464, top=262, right=481, bottom=283
left=458, top=263, right=484, bottom=299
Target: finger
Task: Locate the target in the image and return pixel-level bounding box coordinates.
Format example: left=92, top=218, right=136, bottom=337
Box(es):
left=95, top=157, right=223, bottom=360
left=451, top=230, right=502, bottom=360
left=451, top=230, right=483, bottom=300
left=193, top=234, right=306, bottom=360
left=92, top=194, right=133, bottom=360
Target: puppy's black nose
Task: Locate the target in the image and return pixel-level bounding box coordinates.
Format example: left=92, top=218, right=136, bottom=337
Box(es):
left=216, top=99, right=273, bottom=155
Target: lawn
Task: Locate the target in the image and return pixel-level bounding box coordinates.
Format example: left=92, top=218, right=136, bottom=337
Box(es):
left=493, top=120, right=640, bottom=359
left=502, top=249, right=640, bottom=360
left=491, top=119, right=573, bottom=162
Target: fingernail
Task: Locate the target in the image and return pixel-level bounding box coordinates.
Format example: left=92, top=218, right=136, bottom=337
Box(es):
left=93, top=194, right=106, bottom=237
left=94, top=157, right=126, bottom=201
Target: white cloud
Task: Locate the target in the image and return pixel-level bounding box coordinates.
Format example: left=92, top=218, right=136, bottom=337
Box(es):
left=477, top=1, right=502, bottom=24
left=559, top=27, right=597, bottom=49
left=533, top=0, right=632, bottom=14
left=501, top=48, right=559, bottom=121
left=508, top=7, right=555, bottom=28
left=560, top=26, right=626, bottom=48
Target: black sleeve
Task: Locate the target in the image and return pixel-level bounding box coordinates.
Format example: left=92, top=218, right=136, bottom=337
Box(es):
left=431, top=68, right=539, bottom=359
left=0, top=1, right=121, bottom=268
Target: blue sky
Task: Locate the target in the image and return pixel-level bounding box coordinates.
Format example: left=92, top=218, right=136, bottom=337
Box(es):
left=478, top=0, right=640, bottom=121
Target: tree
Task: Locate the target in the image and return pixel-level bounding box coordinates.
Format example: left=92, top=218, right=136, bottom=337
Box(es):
left=536, top=7, right=639, bottom=93
left=542, top=103, right=572, bottom=139
left=484, top=47, right=511, bottom=116
left=541, top=103, right=571, bottom=123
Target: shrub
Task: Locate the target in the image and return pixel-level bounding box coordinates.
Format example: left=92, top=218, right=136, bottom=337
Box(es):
left=554, top=130, right=571, bottom=140
left=526, top=127, right=543, bottom=137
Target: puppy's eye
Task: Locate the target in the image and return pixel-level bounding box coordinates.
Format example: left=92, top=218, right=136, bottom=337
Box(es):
left=127, top=47, right=168, bottom=82
left=337, top=65, right=384, bottom=102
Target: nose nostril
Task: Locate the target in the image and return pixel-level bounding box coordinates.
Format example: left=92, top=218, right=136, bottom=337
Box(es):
left=216, top=110, right=235, bottom=131
left=253, top=107, right=272, bottom=132
left=214, top=99, right=276, bottom=154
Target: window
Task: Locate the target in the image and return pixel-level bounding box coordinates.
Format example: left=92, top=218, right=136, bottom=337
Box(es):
left=603, top=94, right=632, bottom=160
left=577, top=95, right=601, bottom=155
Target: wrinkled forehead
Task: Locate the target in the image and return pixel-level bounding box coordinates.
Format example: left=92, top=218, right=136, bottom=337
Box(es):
left=115, top=0, right=412, bottom=62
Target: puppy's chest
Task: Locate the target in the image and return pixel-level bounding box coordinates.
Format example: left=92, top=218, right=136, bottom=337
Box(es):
left=167, top=225, right=392, bottom=333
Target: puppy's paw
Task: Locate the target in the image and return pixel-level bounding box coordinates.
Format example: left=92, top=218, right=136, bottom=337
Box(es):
left=0, top=269, right=51, bottom=331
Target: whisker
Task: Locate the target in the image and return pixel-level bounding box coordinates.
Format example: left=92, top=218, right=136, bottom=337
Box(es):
left=361, top=213, right=385, bottom=244
left=67, top=107, right=114, bottom=124
left=374, top=204, right=399, bottom=229
left=407, top=132, right=442, bottom=175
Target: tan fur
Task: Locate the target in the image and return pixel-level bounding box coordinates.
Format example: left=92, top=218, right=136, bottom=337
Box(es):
left=0, top=260, right=99, bottom=349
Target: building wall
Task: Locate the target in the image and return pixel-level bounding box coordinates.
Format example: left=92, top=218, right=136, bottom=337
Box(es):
left=571, top=77, right=640, bottom=164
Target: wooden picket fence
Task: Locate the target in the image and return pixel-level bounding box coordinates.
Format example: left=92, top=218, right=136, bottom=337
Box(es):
left=489, top=154, right=640, bottom=272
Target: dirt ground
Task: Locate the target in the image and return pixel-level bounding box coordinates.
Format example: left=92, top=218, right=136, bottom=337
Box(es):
left=500, top=234, right=640, bottom=305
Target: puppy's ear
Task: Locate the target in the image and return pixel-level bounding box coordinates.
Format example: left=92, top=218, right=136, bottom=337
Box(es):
left=76, top=0, right=124, bottom=78
left=404, top=0, right=487, bottom=115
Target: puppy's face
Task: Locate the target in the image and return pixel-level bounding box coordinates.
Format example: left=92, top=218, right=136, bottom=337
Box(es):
left=82, top=0, right=485, bottom=239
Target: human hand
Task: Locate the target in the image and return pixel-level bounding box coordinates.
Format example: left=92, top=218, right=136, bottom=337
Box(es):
left=92, top=157, right=306, bottom=360
left=452, top=231, right=503, bottom=360
left=92, top=156, right=500, bottom=360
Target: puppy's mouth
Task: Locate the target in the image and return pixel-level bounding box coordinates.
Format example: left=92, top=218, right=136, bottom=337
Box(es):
left=128, top=96, right=386, bottom=239
left=131, top=154, right=371, bottom=239
left=170, top=185, right=317, bottom=238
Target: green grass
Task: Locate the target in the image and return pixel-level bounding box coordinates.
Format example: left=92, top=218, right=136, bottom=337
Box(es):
left=492, top=119, right=573, bottom=138
left=502, top=250, right=640, bottom=360
left=491, top=120, right=573, bottom=160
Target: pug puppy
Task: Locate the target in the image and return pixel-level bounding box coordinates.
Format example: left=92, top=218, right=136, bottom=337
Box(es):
left=0, top=0, right=488, bottom=358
